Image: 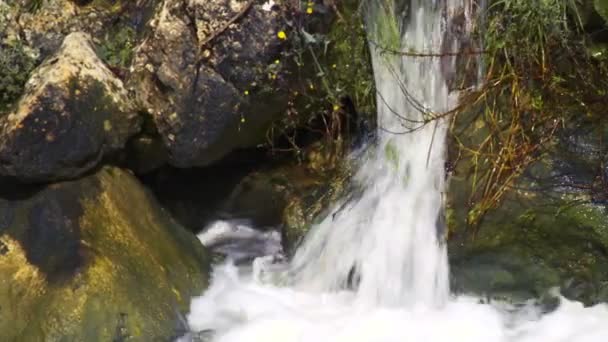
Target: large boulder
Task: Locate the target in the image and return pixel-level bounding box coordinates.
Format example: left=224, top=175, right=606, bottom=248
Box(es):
left=0, top=32, right=140, bottom=182
left=447, top=116, right=608, bottom=305
left=129, top=0, right=289, bottom=168
left=0, top=166, right=209, bottom=341
left=449, top=194, right=608, bottom=305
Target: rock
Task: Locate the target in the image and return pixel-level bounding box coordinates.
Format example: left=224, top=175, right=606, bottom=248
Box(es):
left=0, top=2, right=37, bottom=112
left=281, top=166, right=350, bottom=254
left=143, top=141, right=350, bottom=255
left=13, top=0, right=81, bottom=58
left=14, top=0, right=158, bottom=60
left=447, top=117, right=608, bottom=305
left=449, top=195, right=608, bottom=305
left=0, top=32, right=140, bottom=182
left=129, top=0, right=289, bottom=168
left=0, top=166, right=209, bottom=341
left=144, top=162, right=261, bottom=232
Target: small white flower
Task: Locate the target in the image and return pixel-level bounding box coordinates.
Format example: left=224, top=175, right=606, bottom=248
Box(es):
left=262, top=0, right=275, bottom=11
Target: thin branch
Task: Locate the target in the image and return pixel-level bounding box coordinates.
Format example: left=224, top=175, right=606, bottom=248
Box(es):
left=199, top=0, right=255, bottom=50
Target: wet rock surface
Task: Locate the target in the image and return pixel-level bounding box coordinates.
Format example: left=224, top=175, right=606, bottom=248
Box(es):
left=0, top=166, right=209, bottom=341
left=0, top=32, right=140, bottom=182
left=448, top=120, right=608, bottom=305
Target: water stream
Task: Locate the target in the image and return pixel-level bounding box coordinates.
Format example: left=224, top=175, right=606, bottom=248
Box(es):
left=180, top=1, right=608, bottom=341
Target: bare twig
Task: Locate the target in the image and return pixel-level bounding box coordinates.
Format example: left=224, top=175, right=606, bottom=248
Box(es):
left=199, top=0, right=255, bottom=50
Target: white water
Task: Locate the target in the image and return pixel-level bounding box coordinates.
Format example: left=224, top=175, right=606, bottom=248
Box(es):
left=181, top=1, right=608, bottom=341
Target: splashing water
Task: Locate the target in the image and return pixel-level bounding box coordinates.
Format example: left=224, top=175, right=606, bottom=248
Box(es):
left=181, top=1, right=608, bottom=341
left=289, top=0, right=454, bottom=308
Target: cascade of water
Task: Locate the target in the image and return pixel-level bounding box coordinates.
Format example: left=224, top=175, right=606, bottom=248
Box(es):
left=180, top=1, right=608, bottom=341
left=289, top=0, right=473, bottom=307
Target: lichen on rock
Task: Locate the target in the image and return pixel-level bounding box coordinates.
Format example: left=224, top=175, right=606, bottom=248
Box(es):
left=129, top=0, right=289, bottom=168
left=0, top=166, right=209, bottom=341
left=0, top=32, right=140, bottom=182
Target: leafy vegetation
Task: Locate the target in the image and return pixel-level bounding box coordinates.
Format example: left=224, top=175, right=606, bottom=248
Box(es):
left=97, top=25, right=136, bottom=70
left=450, top=0, right=608, bottom=230
left=322, top=0, right=608, bottom=232
left=0, top=40, right=36, bottom=113
left=264, top=0, right=376, bottom=160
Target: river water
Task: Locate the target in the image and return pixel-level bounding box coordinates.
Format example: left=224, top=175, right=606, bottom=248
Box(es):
left=179, top=1, right=608, bottom=341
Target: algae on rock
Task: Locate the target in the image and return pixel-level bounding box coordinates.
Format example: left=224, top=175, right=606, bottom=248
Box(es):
left=0, top=166, right=209, bottom=341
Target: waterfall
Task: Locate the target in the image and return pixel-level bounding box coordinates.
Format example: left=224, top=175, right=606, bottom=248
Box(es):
left=180, top=1, right=608, bottom=341
left=288, top=0, right=465, bottom=307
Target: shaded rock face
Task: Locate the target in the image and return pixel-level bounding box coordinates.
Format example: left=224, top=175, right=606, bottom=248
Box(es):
left=13, top=0, right=157, bottom=60
left=0, top=32, right=140, bottom=182
left=130, top=0, right=288, bottom=168
left=144, top=140, right=352, bottom=257
left=449, top=194, right=608, bottom=305
left=447, top=117, right=608, bottom=305
left=0, top=166, right=209, bottom=341
left=13, top=0, right=110, bottom=58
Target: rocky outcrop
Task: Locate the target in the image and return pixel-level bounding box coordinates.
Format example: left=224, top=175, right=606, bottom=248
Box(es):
left=0, top=32, right=140, bottom=182
left=0, top=166, right=209, bottom=341
left=449, top=193, right=608, bottom=305
left=130, top=0, right=289, bottom=168
left=13, top=0, right=157, bottom=59
left=447, top=117, right=608, bottom=305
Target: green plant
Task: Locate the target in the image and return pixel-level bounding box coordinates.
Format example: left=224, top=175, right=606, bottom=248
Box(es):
left=361, top=0, right=608, bottom=231
left=0, top=40, right=36, bottom=113
left=265, top=0, right=376, bottom=159
left=451, top=0, right=608, bottom=230
left=97, top=26, right=135, bottom=70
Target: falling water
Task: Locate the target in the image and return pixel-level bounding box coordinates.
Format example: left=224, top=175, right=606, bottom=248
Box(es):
left=180, top=1, right=608, bottom=341
left=289, top=0, right=457, bottom=307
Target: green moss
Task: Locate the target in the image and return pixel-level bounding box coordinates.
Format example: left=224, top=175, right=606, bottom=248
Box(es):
left=97, top=25, right=136, bottom=69
left=0, top=40, right=36, bottom=113
left=281, top=164, right=351, bottom=254
left=595, top=0, right=608, bottom=23
left=384, top=139, right=399, bottom=169
left=449, top=186, right=608, bottom=304
left=369, top=0, right=401, bottom=53
left=0, top=167, right=209, bottom=341
left=324, top=1, right=376, bottom=116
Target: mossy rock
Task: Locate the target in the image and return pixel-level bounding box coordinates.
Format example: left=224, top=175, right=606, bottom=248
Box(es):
left=281, top=163, right=351, bottom=254
left=0, top=166, right=209, bottom=341
left=0, top=32, right=140, bottom=182
left=449, top=193, right=608, bottom=305
left=448, top=132, right=608, bottom=304
left=595, top=0, right=608, bottom=24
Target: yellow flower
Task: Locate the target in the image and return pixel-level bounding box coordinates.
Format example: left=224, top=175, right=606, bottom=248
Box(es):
left=275, top=59, right=280, bottom=64
left=241, top=117, right=246, bottom=123
left=277, top=31, right=287, bottom=40
left=306, top=7, right=313, bottom=14
left=244, top=90, right=249, bottom=95
left=333, top=104, right=340, bottom=111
